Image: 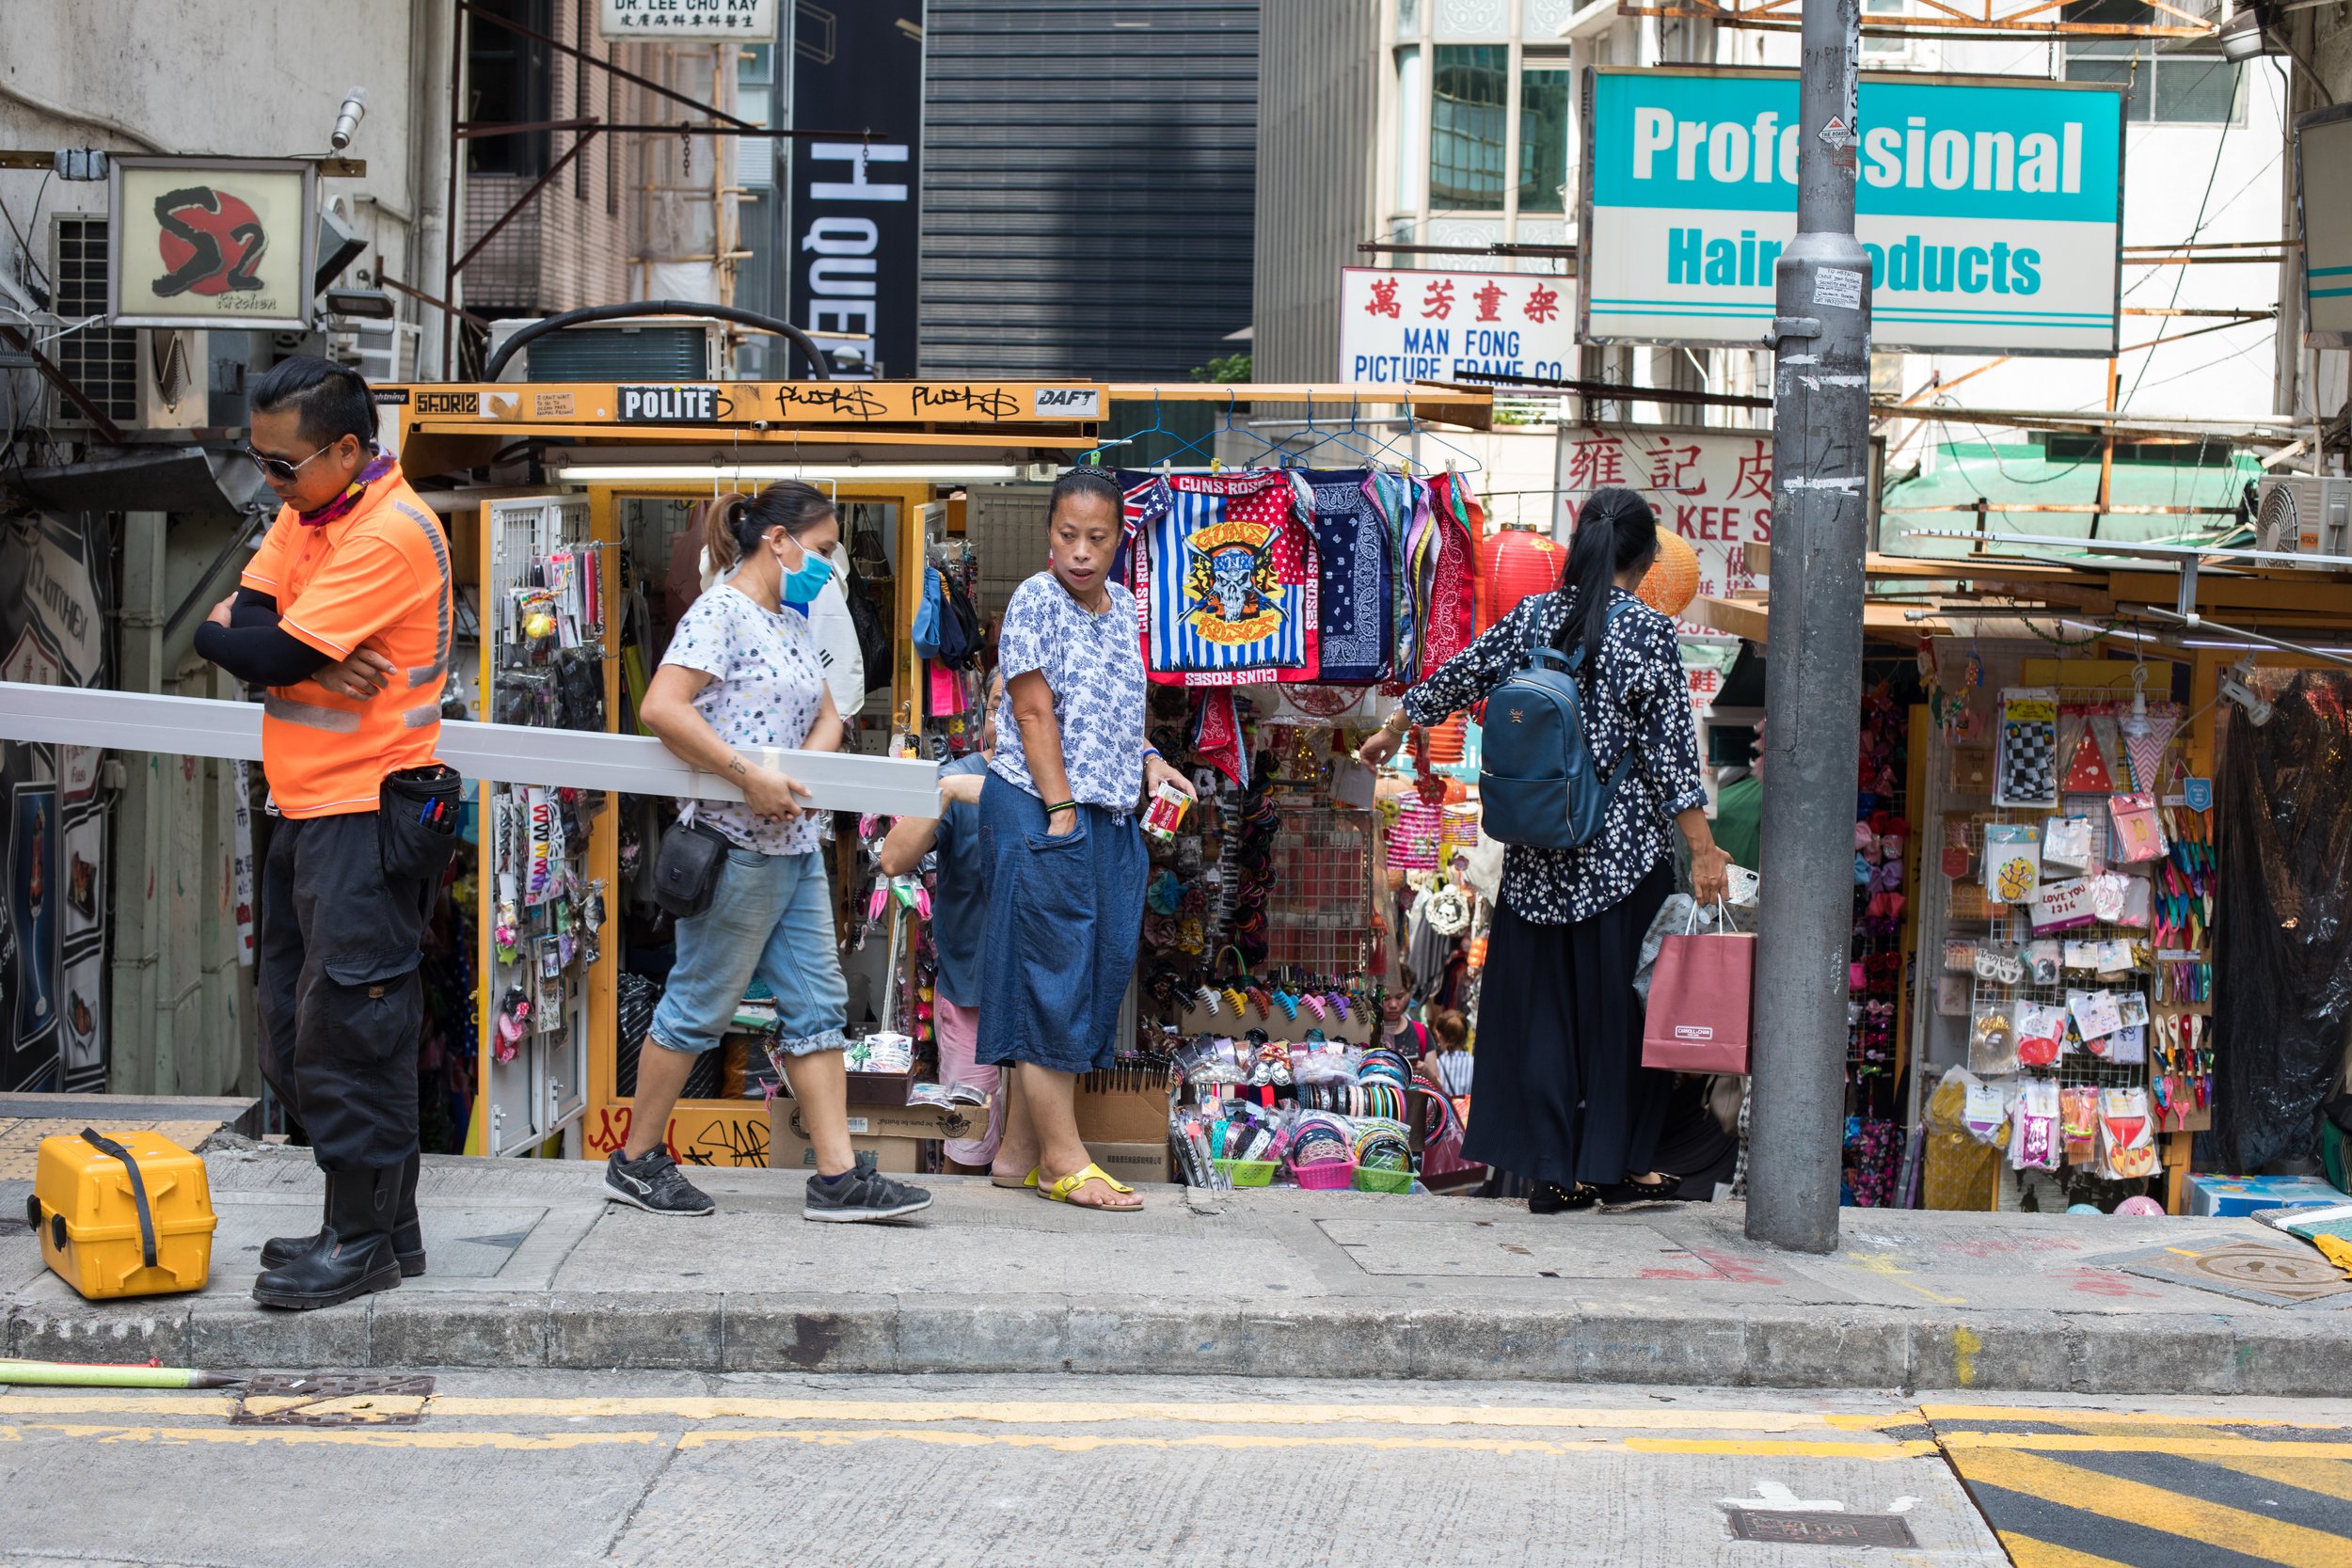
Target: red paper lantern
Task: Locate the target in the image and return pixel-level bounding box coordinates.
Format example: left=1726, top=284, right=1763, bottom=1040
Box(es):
left=1477, top=525, right=1566, bottom=631
left=1638, top=530, right=1701, bottom=618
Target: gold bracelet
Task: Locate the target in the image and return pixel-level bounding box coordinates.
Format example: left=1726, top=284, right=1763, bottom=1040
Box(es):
left=1384, top=711, right=1409, bottom=736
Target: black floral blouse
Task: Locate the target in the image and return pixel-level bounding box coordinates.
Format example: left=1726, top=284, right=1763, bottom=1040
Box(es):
left=1403, top=585, right=1707, bottom=925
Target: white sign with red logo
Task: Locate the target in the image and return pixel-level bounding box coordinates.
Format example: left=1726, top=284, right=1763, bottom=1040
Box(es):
left=1339, top=268, right=1578, bottom=386
left=108, top=157, right=317, bottom=331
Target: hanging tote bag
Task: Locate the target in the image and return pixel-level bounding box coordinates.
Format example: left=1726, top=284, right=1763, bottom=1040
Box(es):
left=1641, top=902, right=1756, bottom=1075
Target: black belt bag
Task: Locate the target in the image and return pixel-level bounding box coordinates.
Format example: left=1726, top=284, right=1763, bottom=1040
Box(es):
left=379, top=765, right=463, bottom=884
left=652, top=817, right=734, bottom=919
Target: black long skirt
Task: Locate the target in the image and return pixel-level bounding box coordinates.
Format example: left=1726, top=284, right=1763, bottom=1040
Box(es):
left=1462, top=855, right=1676, bottom=1190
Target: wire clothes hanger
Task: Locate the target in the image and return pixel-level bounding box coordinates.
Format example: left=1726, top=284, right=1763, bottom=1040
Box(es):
left=1397, top=398, right=1484, bottom=477
left=1153, top=388, right=1285, bottom=474
left=1077, top=389, right=1176, bottom=469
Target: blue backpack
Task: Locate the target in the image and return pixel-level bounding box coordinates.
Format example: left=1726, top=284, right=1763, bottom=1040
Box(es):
left=1477, top=598, right=1635, bottom=850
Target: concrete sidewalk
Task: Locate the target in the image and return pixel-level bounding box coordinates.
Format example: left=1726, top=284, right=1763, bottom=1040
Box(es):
left=6, top=1141, right=2347, bottom=1393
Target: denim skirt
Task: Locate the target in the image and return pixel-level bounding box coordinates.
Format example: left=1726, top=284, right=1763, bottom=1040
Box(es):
left=975, top=772, right=1148, bottom=1073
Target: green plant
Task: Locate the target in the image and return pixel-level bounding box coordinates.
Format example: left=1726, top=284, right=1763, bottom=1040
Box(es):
left=1190, top=352, right=1251, bottom=384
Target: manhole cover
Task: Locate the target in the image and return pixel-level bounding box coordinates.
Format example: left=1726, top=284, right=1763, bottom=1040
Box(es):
left=1726, top=1510, right=1916, bottom=1547
left=231, top=1373, right=435, bottom=1427
left=2184, top=1243, right=2351, bottom=1301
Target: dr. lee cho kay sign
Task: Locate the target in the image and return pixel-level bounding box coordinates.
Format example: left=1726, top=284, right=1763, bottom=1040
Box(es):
left=1580, top=68, right=2125, bottom=356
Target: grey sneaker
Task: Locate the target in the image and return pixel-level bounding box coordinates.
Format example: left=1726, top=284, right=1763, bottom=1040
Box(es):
left=803, top=1156, right=933, bottom=1223
left=603, top=1148, right=716, bottom=1216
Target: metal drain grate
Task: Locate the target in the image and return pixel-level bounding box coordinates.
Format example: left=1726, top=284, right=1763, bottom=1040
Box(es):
left=1725, top=1510, right=1917, bottom=1547
left=231, top=1374, right=436, bottom=1427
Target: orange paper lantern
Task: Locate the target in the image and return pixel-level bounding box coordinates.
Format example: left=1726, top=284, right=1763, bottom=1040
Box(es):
left=1423, top=713, right=1469, bottom=765
left=1638, top=530, right=1701, bottom=618
left=1476, top=525, right=1566, bottom=631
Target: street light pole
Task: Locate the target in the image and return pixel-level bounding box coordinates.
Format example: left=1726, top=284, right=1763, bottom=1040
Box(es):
left=1748, top=0, right=1873, bottom=1254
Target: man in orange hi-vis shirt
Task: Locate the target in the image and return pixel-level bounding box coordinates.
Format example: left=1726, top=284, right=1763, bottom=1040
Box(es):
left=194, top=356, right=459, bottom=1311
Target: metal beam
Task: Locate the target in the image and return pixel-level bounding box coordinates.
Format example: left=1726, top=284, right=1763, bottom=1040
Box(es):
left=449, top=128, right=598, bottom=277
left=0, top=683, right=943, bottom=817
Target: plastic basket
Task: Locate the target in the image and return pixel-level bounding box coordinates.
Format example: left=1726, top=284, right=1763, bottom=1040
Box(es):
left=1293, top=1157, right=1358, bottom=1191
left=1352, top=1166, right=1414, bottom=1195
left=1214, top=1159, right=1278, bottom=1188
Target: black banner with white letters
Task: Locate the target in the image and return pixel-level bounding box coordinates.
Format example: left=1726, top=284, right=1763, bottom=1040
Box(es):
left=788, top=2, right=922, bottom=379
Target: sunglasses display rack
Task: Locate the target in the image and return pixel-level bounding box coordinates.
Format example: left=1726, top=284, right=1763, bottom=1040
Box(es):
left=479, top=496, right=613, bottom=1156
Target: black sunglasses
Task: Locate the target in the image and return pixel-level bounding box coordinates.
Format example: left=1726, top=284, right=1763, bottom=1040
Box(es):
left=241, top=440, right=341, bottom=484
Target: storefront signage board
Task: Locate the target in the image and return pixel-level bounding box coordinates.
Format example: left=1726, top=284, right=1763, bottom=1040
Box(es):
left=1580, top=68, right=2124, bottom=356
left=599, top=0, right=777, bottom=39
left=107, top=157, right=316, bottom=331
left=1338, top=268, right=1578, bottom=385
left=2294, top=104, right=2352, bottom=349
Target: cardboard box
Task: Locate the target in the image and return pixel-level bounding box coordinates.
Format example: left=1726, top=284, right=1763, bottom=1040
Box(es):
left=1087, top=1140, right=1173, bottom=1188
left=2185, top=1173, right=2348, bottom=1218
left=765, top=1100, right=925, bottom=1173
left=1073, top=1067, right=1172, bottom=1144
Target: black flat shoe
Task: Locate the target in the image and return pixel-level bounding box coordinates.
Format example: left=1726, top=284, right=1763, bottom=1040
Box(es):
left=1528, top=1180, right=1598, bottom=1214
left=1599, top=1173, right=1684, bottom=1207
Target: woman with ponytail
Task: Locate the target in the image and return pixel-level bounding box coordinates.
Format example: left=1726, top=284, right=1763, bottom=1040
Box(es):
left=1359, top=486, right=1724, bottom=1212
left=628, top=482, right=931, bottom=1224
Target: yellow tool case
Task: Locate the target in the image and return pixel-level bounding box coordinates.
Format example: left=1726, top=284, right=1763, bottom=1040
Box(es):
left=27, top=1129, right=217, bottom=1299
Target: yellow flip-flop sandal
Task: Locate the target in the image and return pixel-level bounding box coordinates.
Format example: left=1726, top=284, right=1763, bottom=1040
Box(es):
left=1038, top=1164, right=1141, bottom=1211
left=990, top=1167, right=1039, bottom=1190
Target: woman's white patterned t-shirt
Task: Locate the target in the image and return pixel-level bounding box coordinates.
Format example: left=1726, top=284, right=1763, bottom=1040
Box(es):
left=990, top=573, right=1149, bottom=809
left=661, top=580, right=828, bottom=856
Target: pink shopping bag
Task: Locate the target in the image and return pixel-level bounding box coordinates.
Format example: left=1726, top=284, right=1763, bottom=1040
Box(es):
left=1641, top=907, right=1756, bottom=1075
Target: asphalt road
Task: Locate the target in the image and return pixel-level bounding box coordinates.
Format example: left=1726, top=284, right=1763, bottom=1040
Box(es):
left=2, top=1372, right=2346, bottom=1567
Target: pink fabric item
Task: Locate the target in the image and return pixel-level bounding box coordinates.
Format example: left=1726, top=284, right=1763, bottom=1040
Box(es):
left=934, top=997, right=1005, bottom=1166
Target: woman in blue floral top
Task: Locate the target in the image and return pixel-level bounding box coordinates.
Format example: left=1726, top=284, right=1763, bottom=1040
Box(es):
left=978, top=467, right=1197, bottom=1212
left=1359, top=488, right=1728, bottom=1213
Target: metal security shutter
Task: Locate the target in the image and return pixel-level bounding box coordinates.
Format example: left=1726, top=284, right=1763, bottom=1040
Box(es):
left=919, top=0, right=1259, bottom=381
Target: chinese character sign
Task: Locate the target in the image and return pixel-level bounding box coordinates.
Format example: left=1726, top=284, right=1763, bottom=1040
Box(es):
left=1339, top=268, right=1579, bottom=385
left=1554, top=429, right=1833, bottom=633
left=601, top=0, right=778, bottom=39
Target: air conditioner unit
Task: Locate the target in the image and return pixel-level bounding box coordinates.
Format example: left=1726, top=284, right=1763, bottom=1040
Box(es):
left=2254, top=474, right=2352, bottom=564
left=486, top=315, right=727, bottom=382
left=47, top=214, right=204, bottom=432
left=136, top=327, right=207, bottom=429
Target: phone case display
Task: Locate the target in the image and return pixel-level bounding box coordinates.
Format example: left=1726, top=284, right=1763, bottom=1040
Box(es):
left=1845, top=679, right=1909, bottom=1209
left=1995, top=689, right=2059, bottom=807
left=1942, top=685, right=2204, bottom=1193
left=481, top=497, right=612, bottom=1155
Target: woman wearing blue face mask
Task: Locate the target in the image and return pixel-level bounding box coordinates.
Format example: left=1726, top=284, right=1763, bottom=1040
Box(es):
left=628, top=482, right=930, bottom=1224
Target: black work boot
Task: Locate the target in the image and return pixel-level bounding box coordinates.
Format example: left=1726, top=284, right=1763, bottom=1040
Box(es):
left=260, top=1152, right=425, bottom=1276
left=251, top=1165, right=405, bottom=1310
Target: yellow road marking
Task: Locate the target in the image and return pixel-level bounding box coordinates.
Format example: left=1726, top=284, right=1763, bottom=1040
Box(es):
left=2000, top=1538, right=2143, bottom=1568
left=0, top=1423, right=660, bottom=1451
left=675, top=1428, right=1936, bottom=1460
left=1949, top=1448, right=2352, bottom=1568
left=0, top=1419, right=1936, bottom=1461
left=0, top=1392, right=1913, bottom=1434
left=1923, top=1404, right=2350, bottom=1431
left=2209, top=1455, right=2352, bottom=1506
left=1845, top=1250, right=1971, bottom=1306
left=1941, top=1433, right=2352, bottom=1461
